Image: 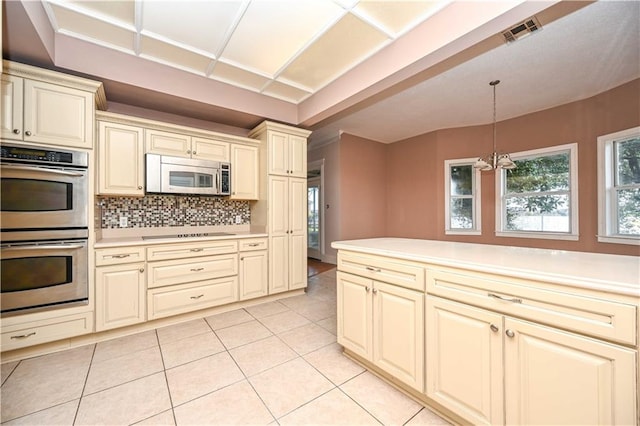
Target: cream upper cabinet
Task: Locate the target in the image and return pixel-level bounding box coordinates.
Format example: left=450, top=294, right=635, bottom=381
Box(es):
left=97, top=121, right=145, bottom=196
left=268, top=176, right=307, bottom=293
left=504, top=318, right=637, bottom=426
left=267, top=131, right=307, bottom=177
left=230, top=144, right=259, bottom=200
left=426, top=296, right=504, bottom=426
left=1, top=62, right=104, bottom=149
left=337, top=271, right=424, bottom=392
left=1, top=74, right=23, bottom=140
left=146, top=129, right=230, bottom=162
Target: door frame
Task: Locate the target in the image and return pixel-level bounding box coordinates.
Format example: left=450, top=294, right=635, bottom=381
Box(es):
left=307, top=159, right=325, bottom=260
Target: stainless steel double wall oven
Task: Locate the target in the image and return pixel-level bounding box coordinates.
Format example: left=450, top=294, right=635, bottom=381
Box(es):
left=1, top=143, right=89, bottom=316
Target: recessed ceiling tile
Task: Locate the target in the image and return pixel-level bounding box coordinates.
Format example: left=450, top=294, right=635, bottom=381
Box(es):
left=221, top=0, right=345, bottom=76
left=140, top=35, right=212, bottom=74
left=48, top=3, right=135, bottom=51
left=262, top=81, right=312, bottom=104
left=355, top=1, right=447, bottom=36
left=66, top=0, right=135, bottom=26
left=210, top=62, right=271, bottom=92
left=141, top=1, right=245, bottom=54
left=280, top=13, right=389, bottom=91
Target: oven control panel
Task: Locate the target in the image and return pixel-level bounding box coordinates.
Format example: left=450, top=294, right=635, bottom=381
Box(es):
left=0, top=144, right=87, bottom=168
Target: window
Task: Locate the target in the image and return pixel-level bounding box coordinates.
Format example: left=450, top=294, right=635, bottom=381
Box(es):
left=496, top=143, right=578, bottom=240
left=445, top=158, right=481, bottom=235
left=597, top=127, right=640, bottom=245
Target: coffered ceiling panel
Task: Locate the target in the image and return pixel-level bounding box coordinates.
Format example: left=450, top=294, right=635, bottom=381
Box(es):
left=40, top=0, right=451, bottom=103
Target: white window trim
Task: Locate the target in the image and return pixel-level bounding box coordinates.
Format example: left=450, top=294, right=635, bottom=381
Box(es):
left=495, top=143, right=579, bottom=241
left=597, top=126, right=640, bottom=246
left=445, top=158, right=482, bottom=235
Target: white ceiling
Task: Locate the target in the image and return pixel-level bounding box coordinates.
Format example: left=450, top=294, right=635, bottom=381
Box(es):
left=3, top=1, right=639, bottom=148
left=40, top=0, right=450, bottom=104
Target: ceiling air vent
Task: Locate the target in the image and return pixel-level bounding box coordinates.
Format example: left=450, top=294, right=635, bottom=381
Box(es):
left=502, top=16, right=542, bottom=43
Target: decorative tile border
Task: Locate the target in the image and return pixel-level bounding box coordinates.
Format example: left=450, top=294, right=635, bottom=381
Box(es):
left=98, top=195, right=251, bottom=229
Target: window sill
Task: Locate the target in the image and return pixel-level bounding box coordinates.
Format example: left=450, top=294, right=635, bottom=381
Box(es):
left=496, top=231, right=579, bottom=241
left=445, top=230, right=481, bottom=236
left=597, top=236, right=640, bottom=246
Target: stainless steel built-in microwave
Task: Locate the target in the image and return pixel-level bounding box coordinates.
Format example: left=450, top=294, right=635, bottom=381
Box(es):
left=145, top=154, right=230, bottom=196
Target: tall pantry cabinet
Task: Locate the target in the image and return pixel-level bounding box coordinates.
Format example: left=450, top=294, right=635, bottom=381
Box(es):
left=249, top=122, right=311, bottom=294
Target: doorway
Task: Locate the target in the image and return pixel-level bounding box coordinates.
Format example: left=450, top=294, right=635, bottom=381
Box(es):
left=307, top=160, right=324, bottom=260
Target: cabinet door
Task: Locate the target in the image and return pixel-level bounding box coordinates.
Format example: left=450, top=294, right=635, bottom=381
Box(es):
left=337, top=271, right=372, bottom=360
left=192, top=137, right=229, bottom=162
left=23, top=79, right=94, bottom=148
left=95, top=263, right=146, bottom=331
left=98, top=121, right=145, bottom=196
left=239, top=250, right=268, bottom=300
left=1, top=74, right=23, bottom=140
left=268, top=234, right=288, bottom=294
left=373, top=281, right=425, bottom=392
left=289, top=233, right=307, bottom=290
left=504, top=317, right=637, bottom=426
left=268, top=176, right=289, bottom=235
left=230, top=144, right=259, bottom=200
left=288, top=134, right=307, bottom=177
left=145, top=129, right=191, bottom=157
left=268, top=131, right=289, bottom=175
left=288, top=177, right=307, bottom=290
left=426, top=296, right=504, bottom=425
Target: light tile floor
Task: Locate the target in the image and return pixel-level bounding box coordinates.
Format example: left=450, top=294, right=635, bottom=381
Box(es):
left=0, top=269, right=451, bottom=425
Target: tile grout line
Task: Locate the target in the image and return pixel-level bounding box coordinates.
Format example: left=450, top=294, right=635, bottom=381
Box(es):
left=153, top=328, right=179, bottom=426
left=72, top=343, right=98, bottom=425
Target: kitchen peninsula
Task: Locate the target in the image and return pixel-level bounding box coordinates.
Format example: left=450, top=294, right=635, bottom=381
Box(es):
left=333, top=238, right=639, bottom=425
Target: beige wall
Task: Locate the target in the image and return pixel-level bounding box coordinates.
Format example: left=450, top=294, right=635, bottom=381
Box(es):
left=335, top=79, right=639, bottom=256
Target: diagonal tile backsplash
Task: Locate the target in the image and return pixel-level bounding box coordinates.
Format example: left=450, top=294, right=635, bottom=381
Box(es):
left=98, top=195, right=250, bottom=229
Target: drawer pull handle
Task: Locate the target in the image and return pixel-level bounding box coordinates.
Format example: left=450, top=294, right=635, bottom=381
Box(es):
left=190, top=267, right=204, bottom=272
left=488, top=293, right=522, bottom=304
left=190, top=248, right=204, bottom=252
left=505, top=329, right=515, bottom=338
left=112, top=254, right=130, bottom=259
left=365, top=266, right=381, bottom=273
left=190, top=294, right=204, bottom=300
left=11, top=332, right=36, bottom=340
left=248, top=243, right=260, bottom=247
left=490, top=324, right=499, bottom=333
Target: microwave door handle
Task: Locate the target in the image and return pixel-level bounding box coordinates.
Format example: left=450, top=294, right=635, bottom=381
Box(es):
left=216, top=171, right=220, bottom=193
left=0, top=164, right=85, bottom=177
left=1, top=244, right=85, bottom=251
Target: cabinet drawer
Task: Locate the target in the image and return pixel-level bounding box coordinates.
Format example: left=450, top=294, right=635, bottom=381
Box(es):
left=1, top=312, right=93, bottom=351
left=427, top=268, right=637, bottom=346
left=338, top=251, right=425, bottom=291
left=147, top=276, right=238, bottom=320
left=95, top=246, right=146, bottom=266
left=147, top=254, right=237, bottom=288
left=239, top=238, right=268, bottom=252
left=147, top=240, right=238, bottom=261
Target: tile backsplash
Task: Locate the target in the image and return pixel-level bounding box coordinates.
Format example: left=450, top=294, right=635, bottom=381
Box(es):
left=98, top=195, right=250, bottom=229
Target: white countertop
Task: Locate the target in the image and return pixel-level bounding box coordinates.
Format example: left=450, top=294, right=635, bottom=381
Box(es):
left=332, top=238, right=640, bottom=297
left=95, top=231, right=267, bottom=248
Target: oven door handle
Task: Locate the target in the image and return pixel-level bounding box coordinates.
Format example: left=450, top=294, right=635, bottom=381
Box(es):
left=1, top=164, right=86, bottom=177
left=2, top=244, right=85, bottom=251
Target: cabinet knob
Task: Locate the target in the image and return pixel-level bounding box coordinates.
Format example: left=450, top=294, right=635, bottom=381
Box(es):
left=187, top=150, right=191, bottom=154
left=365, top=286, right=370, bottom=292
left=505, top=329, right=515, bottom=338
left=12, top=129, right=20, bottom=134
left=25, top=131, right=32, bottom=136
left=372, top=288, right=378, bottom=294
left=192, top=151, right=197, bottom=155
left=138, top=186, right=142, bottom=190
left=139, top=268, right=145, bottom=273
left=490, top=324, right=499, bottom=333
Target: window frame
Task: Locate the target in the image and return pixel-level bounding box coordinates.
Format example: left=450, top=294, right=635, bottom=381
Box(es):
left=597, top=126, right=640, bottom=246
left=444, top=158, right=482, bottom=235
left=495, top=143, right=579, bottom=240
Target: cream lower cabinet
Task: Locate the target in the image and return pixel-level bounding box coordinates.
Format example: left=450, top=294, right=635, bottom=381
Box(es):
left=95, top=247, right=146, bottom=331
left=268, top=176, right=307, bottom=294
left=97, top=120, right=145, bottom=196
left=239, top=250, right=268, bottom=300
left=426, top=296, right=637, bottom=426
left=337, top=271, right=424, bottom=391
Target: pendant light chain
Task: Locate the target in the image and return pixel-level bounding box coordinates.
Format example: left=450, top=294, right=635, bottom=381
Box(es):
left=492, top=80, right=498, bottom=153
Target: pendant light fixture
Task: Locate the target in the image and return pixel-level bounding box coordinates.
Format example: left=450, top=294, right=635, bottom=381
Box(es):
left=474, top=80, right=516, bottom=171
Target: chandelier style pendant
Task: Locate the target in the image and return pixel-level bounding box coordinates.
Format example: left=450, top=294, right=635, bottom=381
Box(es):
left=474, top=80, right=516, bottom=171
